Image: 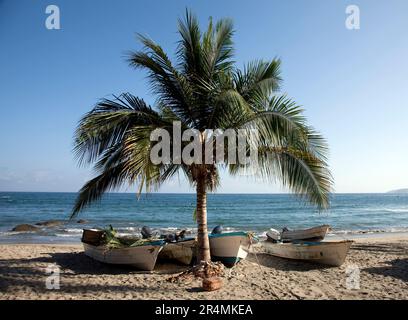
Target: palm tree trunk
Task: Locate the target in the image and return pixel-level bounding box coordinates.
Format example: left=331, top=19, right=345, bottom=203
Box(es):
left=196, top=176, right=211, bottom=263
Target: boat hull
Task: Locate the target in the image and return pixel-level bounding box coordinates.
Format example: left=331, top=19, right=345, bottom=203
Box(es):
left=281, top=225, right=330, bottom=242
left=158, top=239, right=196, bottom=265
left=83, top=243, right=163, bottom=271
left=262, top=240, right=353, bottom=266
left=209, top=232, right=252, bottom=267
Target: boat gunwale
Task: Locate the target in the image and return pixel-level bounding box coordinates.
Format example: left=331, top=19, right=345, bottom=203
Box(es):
left=290, top=239, right=354, bottom=246
left=165, top=237, right=196, bottom=244
left=263, top=239, right=354, bottom=248
left=208, top=231, right=248, bottom=238
left=282, top=224, right=330, bottom=233
left=82, top=240, right=166, bottom=250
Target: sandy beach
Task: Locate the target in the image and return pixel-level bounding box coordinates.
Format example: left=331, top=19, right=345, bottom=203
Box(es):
left=0, top=235, right=407, bottom=300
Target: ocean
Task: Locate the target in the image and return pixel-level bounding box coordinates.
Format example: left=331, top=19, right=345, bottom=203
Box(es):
left=1, top=192, right=408, bottom=243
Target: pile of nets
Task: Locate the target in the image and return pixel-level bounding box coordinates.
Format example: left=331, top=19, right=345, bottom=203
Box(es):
left=101, top=225, right=158, bottom=249
left=167, top=261, right=225, bottom=283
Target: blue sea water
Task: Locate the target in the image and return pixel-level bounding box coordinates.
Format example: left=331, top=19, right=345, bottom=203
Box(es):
left=1, top=192, right=408, bottom=243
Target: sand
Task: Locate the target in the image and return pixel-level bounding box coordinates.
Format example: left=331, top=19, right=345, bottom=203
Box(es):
left=0, top=236, right=407, bottom=300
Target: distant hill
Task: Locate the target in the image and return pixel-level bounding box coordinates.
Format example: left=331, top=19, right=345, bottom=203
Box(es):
left=387, top=188, right=408, bottom=193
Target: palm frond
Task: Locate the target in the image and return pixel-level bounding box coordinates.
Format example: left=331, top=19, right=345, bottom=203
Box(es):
left=73, top=93, right=161, bottom=166
left=202, top=16, right=235, bottom=76
left=262, top=147, right=332, bottom=209
left=71, top=163, right=128, bottom=217
left=229, top=146, right=332, bottom=209
left=234, top=59, right=282, bottom=106
left=177, top=9, right=203, bottom=76
left=127, top=39, right=198, bottom=127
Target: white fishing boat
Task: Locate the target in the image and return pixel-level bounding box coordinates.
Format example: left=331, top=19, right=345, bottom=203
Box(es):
left=158, top=238, right=196, bottom=265
left=83, top=240, right=165, bottom=271
left=281, top=224, right=330, bottom=242
left=262, top=240, right=353, bottom=266
left=209, top=231, right=255, bottom=267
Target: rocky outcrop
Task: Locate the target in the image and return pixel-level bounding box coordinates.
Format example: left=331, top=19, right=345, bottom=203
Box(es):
left=12, top=224, right=39, bottom=232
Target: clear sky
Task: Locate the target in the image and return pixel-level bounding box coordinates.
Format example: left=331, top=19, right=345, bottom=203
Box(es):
left=1, top=0, right=407, bottom=193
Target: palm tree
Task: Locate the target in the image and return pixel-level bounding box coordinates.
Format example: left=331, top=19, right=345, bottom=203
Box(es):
left=71, top=10, right=332, bottom=263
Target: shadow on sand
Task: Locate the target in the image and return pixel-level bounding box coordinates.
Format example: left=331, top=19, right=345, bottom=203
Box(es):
left=362, top=258, right=408, bottom=282
left=351, top=243, right=407, bottom=256
left=246, top=252, right=332, bottom=271
left=0, top=250, right=189, bottom=294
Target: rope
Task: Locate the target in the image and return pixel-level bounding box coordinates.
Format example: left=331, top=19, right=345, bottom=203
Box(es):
left=248, top=234, right=280, bottom=299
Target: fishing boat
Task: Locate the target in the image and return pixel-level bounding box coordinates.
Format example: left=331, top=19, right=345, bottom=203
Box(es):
left=209, top=231, right=256, bottom=267
left=81, top=228, right=165, bottom=271
left=158, top=238, right=196, bottom=265
left=280, top=224, right=330, bottom=242
left=83, top=241, right=165, bottom=271
left=262, top=240, right=353, bottom=266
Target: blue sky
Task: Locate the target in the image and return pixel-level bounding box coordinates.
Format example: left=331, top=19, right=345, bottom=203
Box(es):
left=0, top=0, right=407, bottom=193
